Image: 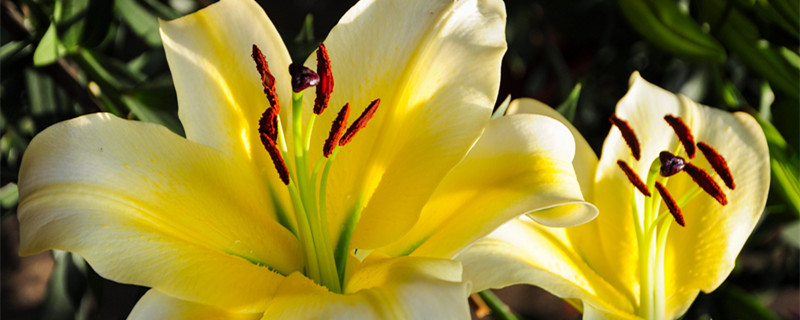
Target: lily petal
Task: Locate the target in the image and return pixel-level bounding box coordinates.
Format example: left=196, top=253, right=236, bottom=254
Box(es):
left=380, top=114, right=597, bottom=258
left=159, top=0, right=294, bottom=225
left=659, top=101, right=769, bottom=317
left=307, top=0, right=507, bottom=249
left=507, top=98, right=598, bottom=198
left=129, top=290, right=261, bottom=320
left=457, top=217, right=638, bottom=318
left=261, top=256, right=469, bottom=319
left=17, top=113, right=301, bottom=312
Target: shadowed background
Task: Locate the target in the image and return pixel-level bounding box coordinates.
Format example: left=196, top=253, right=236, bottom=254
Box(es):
left=2, top=0, right=798, bottom=319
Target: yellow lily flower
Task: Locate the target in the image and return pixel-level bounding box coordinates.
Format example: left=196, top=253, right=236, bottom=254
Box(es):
left=457, top=72, right=770, bottom=319
left=17, top=0, right=596, bottom=318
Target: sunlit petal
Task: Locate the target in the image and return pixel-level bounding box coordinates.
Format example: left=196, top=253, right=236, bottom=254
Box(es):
left=160, top=0, right=293, bottom=225
left=261, top=256, right=469, bottom=319
left=380, top=114, right=597, bottom=258
left=305, top=0, right=507, bottom=249
left=17, top=114, right=300, bottom=312
left=458, top=217, right=638, bottom=318
left=129, top=290, right=262, bottom=320
left=659, top=98, right=770, bottom=317
left=507, top=98, right=598, bottom=198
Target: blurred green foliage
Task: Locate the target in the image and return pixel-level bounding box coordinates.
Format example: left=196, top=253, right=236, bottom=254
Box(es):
left=1, top=0, right=797, bottom=319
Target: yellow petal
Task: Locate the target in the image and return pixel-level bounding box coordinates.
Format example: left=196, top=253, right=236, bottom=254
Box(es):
left=261, top=256, right=469, bottom=319
left=379, top=114, right=597, bottom=258
left=305, top=0, right=507, bottom=249
left=507, top=98, right=598, bottom=198
left=159, top=0, right=293, bottom=226
left=659, top=102, right=769, bottom=317
left=17, top=114, right=301, bottom=312
left=457, top=217, right=638, bottom=319
left=129, top=290, right=261, bottom=320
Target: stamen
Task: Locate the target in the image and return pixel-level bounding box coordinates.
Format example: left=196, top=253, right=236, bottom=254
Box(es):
left=260, top=133, right=290, bottom=185
left=664, top=115, right=695, bottom=158
left=697, top=141, right=735, bottom=190
left=314, top=43, right=333, bottom=115
left=259, top=107, right=279, bottom=142
left=609, top=114, right=641, bottom=160
left=617, top=160, right=651, bottom=196
left=659, top=151, right=685, bottom=177
left=655, top=182, right=685, bottom=227
left=683, top=163, right=727, bottom=205
left=289, top=63, right=320, bottom=93
left=251, top=45, right=280, bottom=113
left=324, top=103, right=350, bottom=157
left=339, top=99, right=380, bottom=147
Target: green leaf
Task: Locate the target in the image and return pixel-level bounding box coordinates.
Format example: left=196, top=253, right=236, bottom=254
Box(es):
left=756, top=115, right=800, bottom=217
left=24, top=68, right=58, bottom=115
left=781, top=220, right=800, bottom=249
left=56, top=0, right=90, bottom=52
left=0, top=183, right=19, bottom=209
left=712, top=285, right=779, bottom=320
left=114, top=0, right=162, bottom=47
left=556, top=83, right=581, bottom=122
left=491, top=95, right=512, bottom=120
left=33, top=23, right=63, bottom=66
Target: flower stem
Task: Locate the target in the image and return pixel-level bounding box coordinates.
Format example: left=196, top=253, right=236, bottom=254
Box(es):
left=477, top=290, right=519, bottom=320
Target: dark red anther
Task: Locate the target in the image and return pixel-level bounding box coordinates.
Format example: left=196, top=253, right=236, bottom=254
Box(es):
left=259, top=107, right=279, bottom=142
left=664, top=115, right=695, bottom=158
left=289, top=63, right=319, bottom=93
left=697, top=141, right=735, bottom=190
left=659, top=151, right=686, bottom=177
left=683, top=162, right=727, bottom=205
left=655, top=182, right=685, bottom=227
left=323, top=103, right=350, bottom=157
left=314, top=43, right=333, bottom=115
left=339, top=99, right=380, bottom=147
left=609, top=114, right=641, bottom=160
left=252, top=45, right=280, bottom=113
left=617, top=160, right=651, bottom=197
left=260, top=133, right=290, bottom=185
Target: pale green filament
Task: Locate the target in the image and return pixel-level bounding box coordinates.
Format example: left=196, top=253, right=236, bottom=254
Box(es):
left=271, top=91, right=342, bottom=293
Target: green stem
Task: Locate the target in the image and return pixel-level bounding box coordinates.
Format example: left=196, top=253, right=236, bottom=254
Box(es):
left=478, top=290, right=519, bottom=320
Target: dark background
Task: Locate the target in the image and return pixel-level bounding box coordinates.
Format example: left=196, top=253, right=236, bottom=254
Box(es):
left=2, top=0, right=798, bottom=319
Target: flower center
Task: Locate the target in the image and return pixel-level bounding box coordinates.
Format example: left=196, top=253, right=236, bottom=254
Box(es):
left=250, top=44, right=381, bottom=293
left=611, top=113, right=735, bottom=319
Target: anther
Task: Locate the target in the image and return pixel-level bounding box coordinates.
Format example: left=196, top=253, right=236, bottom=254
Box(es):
left=339, top=99, right=380, bottom=147
left=260, top=133, right=290, bottom=185
left=324, top=103, right=350, bottom=157
left=314, top=43, right=333, bottom=115
left=617, top=160, right=651, bottom=196
left=259, top=107, right=279, bottom=142
left=655, top=182, right=685, bottom=227
left=289, top=63, right=319, bottom=93
left=251, top=45, right=280, bottom=113
left=683, top=163, right=727, bottom=205
left=659, top=151, right=686, bottom=177
left=697, top=141, right=735, bottom=190
left=609, top=114, right=641, bottom=160
left=664, top=115, right=695, bottom=158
